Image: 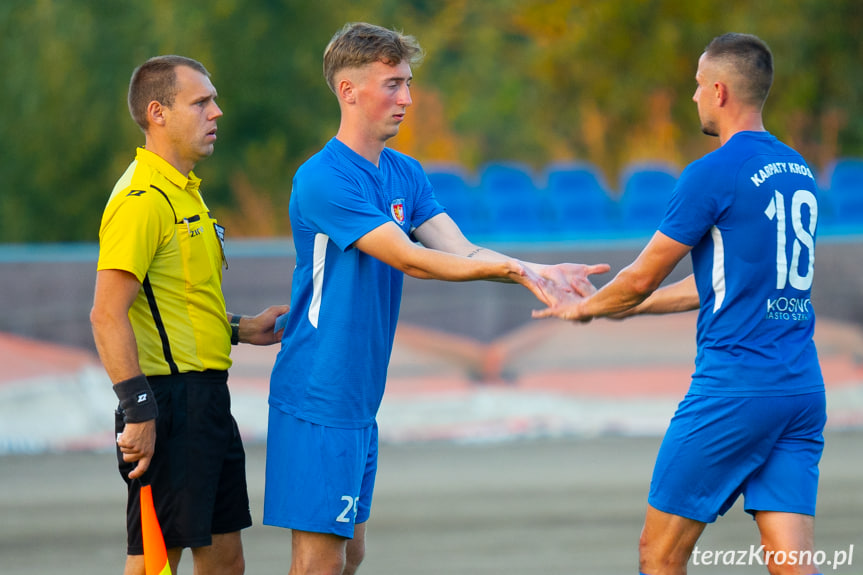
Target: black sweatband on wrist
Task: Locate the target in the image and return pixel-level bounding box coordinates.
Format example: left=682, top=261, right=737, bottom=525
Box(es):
left=230, top=314, right=241, bottom=345
left=113, top=374, right=158, bottom=423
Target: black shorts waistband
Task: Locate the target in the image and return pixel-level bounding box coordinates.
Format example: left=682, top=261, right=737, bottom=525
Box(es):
left=147, top=369, right=228, bottom=386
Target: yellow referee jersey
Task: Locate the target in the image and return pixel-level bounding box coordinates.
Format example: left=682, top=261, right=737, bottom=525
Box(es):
left=98, top=147, right=232, bottom=376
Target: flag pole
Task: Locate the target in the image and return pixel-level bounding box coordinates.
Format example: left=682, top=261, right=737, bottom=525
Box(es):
left=140, top=483, right=172, bottom=575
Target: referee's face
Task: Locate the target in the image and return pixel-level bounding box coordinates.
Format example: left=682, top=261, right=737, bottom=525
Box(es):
left=164, top=65, right=223, bottom=169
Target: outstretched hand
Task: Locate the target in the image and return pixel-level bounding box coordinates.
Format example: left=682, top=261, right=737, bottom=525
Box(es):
left=529, top=263, right=610, bottom=322
left=531, top=298, right=594, bottom=322
left=536, top=262, right=610, bottom=306
left=505, top=260, right=556, bottom=307
left=507, top=261, right=610, bottom=309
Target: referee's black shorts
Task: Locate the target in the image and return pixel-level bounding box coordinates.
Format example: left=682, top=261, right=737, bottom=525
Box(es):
left=116, top=370, right=251, bottom=554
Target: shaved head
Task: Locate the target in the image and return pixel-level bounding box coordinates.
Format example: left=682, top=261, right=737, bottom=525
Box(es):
left=703, top=33, right=773, bottom=109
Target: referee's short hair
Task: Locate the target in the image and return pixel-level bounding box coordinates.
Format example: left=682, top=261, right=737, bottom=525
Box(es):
left=128, top=55, right=210, bottom=131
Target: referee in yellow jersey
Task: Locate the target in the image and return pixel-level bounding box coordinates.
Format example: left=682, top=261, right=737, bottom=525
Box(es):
left=90, top=55, right=289, bottom=575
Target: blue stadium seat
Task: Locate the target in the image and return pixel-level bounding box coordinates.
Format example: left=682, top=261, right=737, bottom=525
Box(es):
left=478, top=161, right=553, bottom=238
left=823, top=158, right=863, bottom=229
left=542, top=161, right=618, bottom=236
left=425, top=164, right=491, bottom=236
left=618, top=162, right=679, bottom=234
left=479, top=161, right=537, bottom=196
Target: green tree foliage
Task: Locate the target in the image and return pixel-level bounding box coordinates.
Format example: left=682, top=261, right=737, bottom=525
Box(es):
left=0, top=0, right=860, bottom=241
left=391, top=0, right=863, bottom=185
left=0, top=0, right=346, bottom=241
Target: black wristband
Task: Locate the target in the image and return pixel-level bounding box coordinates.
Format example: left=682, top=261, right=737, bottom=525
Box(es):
left=113, top=374, right=158, bottom=423
left=230, top=314, right=241, bottom=345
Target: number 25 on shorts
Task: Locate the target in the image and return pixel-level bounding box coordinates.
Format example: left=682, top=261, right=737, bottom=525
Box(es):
left=336, top=495, right=358, bottom=523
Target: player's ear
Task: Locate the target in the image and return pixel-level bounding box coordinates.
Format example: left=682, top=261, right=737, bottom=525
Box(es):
left=715, top=82, right=729, bottom=107
left=338, top=78, right=356, bottom=104
left=337, top=80, right=356, bottom=104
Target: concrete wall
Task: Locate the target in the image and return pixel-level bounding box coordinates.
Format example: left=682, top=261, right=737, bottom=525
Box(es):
left=1, top=237, right=860, bottom=349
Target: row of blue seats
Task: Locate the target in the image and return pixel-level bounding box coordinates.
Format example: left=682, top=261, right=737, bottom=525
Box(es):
left=426, top=159, right=863, bottom=239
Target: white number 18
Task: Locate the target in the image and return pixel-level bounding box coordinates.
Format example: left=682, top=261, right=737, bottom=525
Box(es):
left=764, top=189, right=817, bottom=290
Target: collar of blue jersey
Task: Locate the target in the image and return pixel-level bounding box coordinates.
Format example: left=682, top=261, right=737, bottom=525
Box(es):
left=329, top=137, right=387, bottom=181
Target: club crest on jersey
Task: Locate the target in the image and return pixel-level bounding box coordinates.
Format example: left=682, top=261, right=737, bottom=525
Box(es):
left=391, top=198, right=406, bottom=224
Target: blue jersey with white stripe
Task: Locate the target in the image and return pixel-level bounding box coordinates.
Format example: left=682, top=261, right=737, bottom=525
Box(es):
left=269, top=138, right=444, bottom=427
left=659, top=131, right=823, bottom=396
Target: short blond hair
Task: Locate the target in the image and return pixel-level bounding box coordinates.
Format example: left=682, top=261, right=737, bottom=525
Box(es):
left=323, top=22, right=423, bottom=93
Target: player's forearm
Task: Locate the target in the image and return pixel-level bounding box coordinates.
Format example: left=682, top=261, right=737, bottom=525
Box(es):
left=428, top=238, right=511, bottom=265
left=358, top=221, right=523, bottom=283
left=579, top=266, right=656, bottom=318
left=630, top=275, right=699, bottom=315
left=400, top=246, right=516, bottom=282
left=459, top=245, right=523, bottom=284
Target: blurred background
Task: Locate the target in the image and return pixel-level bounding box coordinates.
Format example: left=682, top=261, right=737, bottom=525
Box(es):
left=0, top=0, right=861, bottom=450
left=2, top=0, right=863, bottom=243
left=2, top=3, right=862, bottom=573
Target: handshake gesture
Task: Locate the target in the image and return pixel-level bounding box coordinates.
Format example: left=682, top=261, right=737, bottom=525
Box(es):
left=510, top=262, right=611, bottom=317
left=517, top=234, right=699, bottom=322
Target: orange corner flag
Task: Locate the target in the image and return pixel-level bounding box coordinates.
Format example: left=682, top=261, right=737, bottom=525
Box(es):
left=140, top=484, right=172, bottom=575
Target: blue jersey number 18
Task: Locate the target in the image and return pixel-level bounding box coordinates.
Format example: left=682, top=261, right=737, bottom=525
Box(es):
left=764, top=189, right=817, bottom=291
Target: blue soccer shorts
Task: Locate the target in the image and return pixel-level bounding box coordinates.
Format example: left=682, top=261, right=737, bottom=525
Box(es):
left=263, top=407, right=378, bottom=538
left=648, top=391, right=826, bottom=523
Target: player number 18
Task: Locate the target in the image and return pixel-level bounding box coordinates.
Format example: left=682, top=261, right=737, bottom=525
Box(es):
left=764, top=189, right=817, bottom=290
